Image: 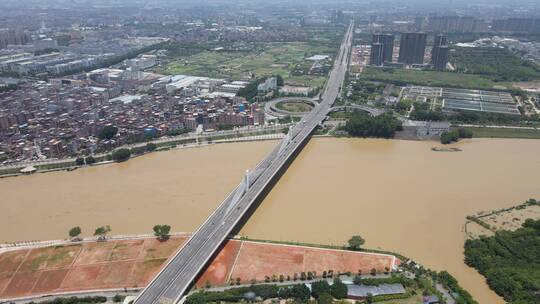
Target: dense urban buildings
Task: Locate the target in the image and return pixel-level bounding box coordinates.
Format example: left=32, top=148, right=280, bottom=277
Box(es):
left=371, top=34, right=394, bottom=64
left=369, top=42, right=384, bottom=66
left=431, top=34, right=449, bottom=70
left=0, top=67, right=268, bottom=161
left=398, top=32, right=427, bottom=65
left=0, top=29, right=30, bottom=49
left=492, top=18, right=540, bottom=34
left=426, top=16, right=487, bottom=33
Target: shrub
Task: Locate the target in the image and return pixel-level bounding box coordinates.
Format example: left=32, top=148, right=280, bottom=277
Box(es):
left=85, top=156, right=96, bottom=165
left=68, top=226, right=81, bottom=239
left=317, top=293, right=333, bottom=304
left=371, top=292, right=411, bottom=302
left=99, top=125, right=118, bottom=140
left=311, top=280, right=331, bottom=298
left=146, top=142, right=157, bottom=152
left=457, top=128, right=473, bottom=138
left=112, top=148, right=131, bottom=162
left=330, top=278, right=348, bottom=299
left=75, top=157, right=85, bottom=166
left=440, top=130, right=459, bottom=144
left=113, top=294, right=125, bottom=302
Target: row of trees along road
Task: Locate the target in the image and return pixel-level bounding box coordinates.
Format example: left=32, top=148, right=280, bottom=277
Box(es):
left=68, top=224, right=171, bottom=241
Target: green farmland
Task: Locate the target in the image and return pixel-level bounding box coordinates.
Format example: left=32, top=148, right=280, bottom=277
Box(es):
left=360, top=67, right=502, bottom=90
left=158, top=42, right=335, bottom=88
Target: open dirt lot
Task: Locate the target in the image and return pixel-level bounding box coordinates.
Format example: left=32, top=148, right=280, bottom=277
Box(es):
left=230, top=242, right=396, bottom=283
left=0, top=236, right=397, bottom=300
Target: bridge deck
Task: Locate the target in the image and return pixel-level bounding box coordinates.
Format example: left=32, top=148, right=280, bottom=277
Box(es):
left=134, top=22, right=354, bottom=304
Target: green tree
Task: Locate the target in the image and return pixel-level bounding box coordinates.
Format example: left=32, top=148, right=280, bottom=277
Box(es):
left=366, top=293, right=373, bottom=304
left=347, top=235, right=365, bottom=250
left=275, top=74, right=284, bottom=87
left=94, top=225, right=111, bottom=240
left=98, top=125, right=118, bottom=140
left=112, top=294, right=125, bottom=303
left=85, top=156, right=96, bottom=165
left=317, top=292, right=333, bottom=304
left=330, top=278, right=348, bottom=299
left=343, top=113, right=401, bottom=138
left=311, top=280, right=331, bottom=298
left=290, top=284, right=311, bottom=302
left=463, top=217, right=540, bottom=303
left=153, top=225, right=171, bottom=240
left=75, top=157, right=85, bottom=166
left=146, top=143, right=157, bottom=152
left=68, top=226, right=81, bottom=239
left=112, top=148, right=131, bottom=162
left=457, top=128, right=473, bottom=139
left=237, top=78, right=265, bottom=101
left=440, top=130, right=459, bottom=144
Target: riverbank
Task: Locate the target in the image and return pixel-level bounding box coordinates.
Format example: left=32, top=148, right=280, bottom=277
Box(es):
left=239, top=137, right=540, bottom=304
left=2, top=137, right=540, bottom=303
left=3, top=123, right=539, bottom=178
left=0, top=235, right=397, bottom=301
left=465, top=199, right=540, bottom=238
left=0, top=125, right=289, bottom=178
left=460, top=126, right=540, bottom=139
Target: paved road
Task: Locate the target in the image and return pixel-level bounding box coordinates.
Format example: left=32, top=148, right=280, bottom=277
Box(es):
left=329, top=105, right=385, bottom=116
left=134, top=22, right=355, bottom=304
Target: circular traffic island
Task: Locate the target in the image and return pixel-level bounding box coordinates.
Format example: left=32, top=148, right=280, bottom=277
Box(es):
left=265, top=97, right=318, bottom=117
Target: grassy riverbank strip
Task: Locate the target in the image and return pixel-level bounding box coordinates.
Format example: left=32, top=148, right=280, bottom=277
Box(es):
left=459, top=126, right=540, bottom=139
left=238, top=236, right=408, bottom=261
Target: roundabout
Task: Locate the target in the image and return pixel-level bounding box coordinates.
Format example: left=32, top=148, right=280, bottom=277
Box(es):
left=265, top=97, right=384, bottom=118
left=264, top=97, right=319, bottom=117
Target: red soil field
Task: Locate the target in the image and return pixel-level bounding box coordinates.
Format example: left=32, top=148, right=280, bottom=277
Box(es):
left=60, top=265, right=102, bottom=291
left=0, top=236, right=397, bottom=300
left=129, top=258, right=167, bottom=288
left=231, top=242, right=306, bottom=282
left=110, top=240, right=145, bottom=261
left=230, top=242, right=395, bottom=282
left=33, top=269, right=69, bottom=293
left=195, top=240, right=242, bottom=287
left=2, top=272, right=40, bottom=297
left=74, top=242, right=114, bottom=265
left=0, top=250, right=28, bottom=273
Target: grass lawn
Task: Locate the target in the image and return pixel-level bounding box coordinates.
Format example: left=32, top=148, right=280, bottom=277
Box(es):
left=159, top=42, right=333, bottom=87
left=376, top=294, right=424, bottom=304
left=461, top=127, right=540, bottom=139
left=276, top=102, right=313, bottom=112
left=361, top=67, right=502, bottom=90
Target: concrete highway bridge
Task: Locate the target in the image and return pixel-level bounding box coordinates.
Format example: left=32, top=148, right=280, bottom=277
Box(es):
left=134, top=22, right=355, bottom=304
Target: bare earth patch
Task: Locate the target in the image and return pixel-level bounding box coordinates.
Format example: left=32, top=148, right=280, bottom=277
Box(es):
left=0, top=235, right=397, bottom=300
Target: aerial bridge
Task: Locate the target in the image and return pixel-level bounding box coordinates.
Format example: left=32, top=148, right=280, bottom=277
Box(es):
left=134, top=22, right=355, bottom=304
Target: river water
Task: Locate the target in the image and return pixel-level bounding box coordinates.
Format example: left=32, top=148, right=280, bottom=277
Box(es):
left=2, top=138, right=539, bottom=303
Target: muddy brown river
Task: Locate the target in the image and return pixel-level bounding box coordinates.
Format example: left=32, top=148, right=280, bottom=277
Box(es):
left=2, top=138, right=540, bottom=303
